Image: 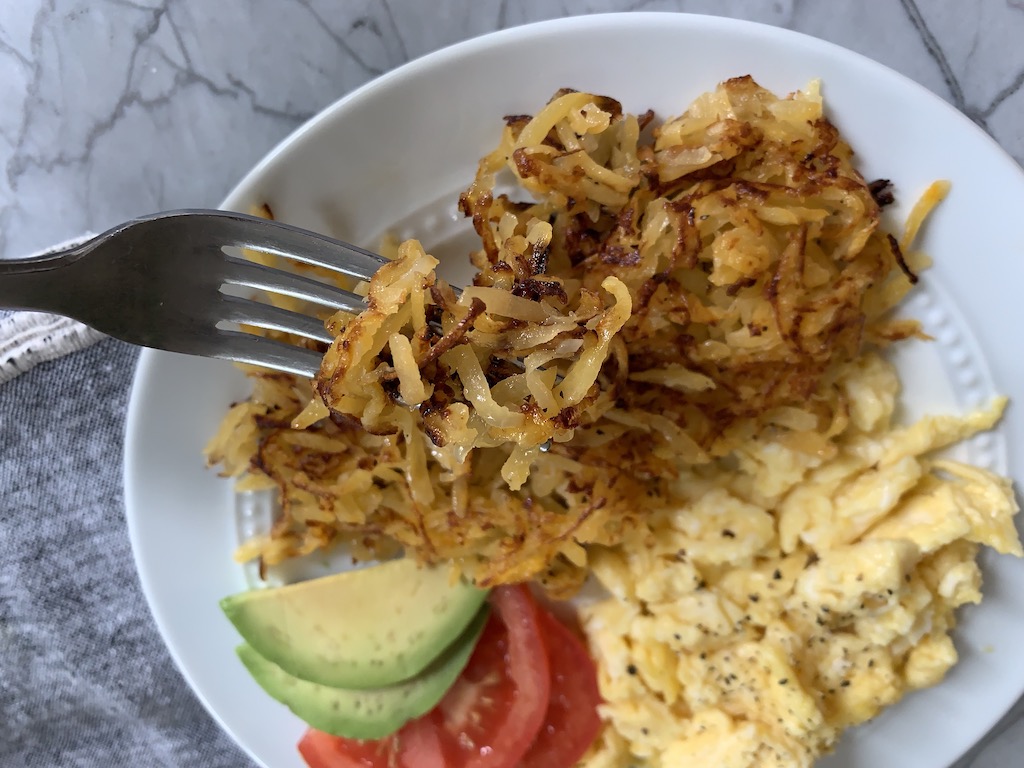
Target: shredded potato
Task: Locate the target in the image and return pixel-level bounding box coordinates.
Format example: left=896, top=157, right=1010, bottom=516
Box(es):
left=210, top=78, right=949, bottom=595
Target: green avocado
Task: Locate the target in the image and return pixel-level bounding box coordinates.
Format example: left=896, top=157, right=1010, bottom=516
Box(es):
left=220, top=558, right=489, bottom=689
left=236, top=606, right=487, bottom=739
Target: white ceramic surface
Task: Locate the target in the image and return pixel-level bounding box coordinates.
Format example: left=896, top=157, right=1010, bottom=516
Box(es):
left=124, top=14, right=1024, bottom=768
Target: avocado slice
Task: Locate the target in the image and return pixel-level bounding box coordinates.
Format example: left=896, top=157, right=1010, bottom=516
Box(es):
left=236, top=606, right=488, bottom=739
left=220, top=558, right=489, bottom=689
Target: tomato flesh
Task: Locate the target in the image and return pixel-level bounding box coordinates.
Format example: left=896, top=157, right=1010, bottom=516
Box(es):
left=519, top=608, right=603, bottom=768
left=298, top=728, right=395, bottom=768
left=431, top=584, right=551, bottom=767
left=394, top=718, right=447, bottom=768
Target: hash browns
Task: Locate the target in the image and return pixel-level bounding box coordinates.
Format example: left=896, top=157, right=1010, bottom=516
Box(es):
left=208, top=77, right=927, bottom=596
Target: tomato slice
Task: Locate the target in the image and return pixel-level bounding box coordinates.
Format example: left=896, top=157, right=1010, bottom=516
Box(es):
left=297, top=728, right=395, bottom=768
left=519, top=608, right=603, bottom=768
left=297, top=585, right=550, bottom=768
left=429, top=584, right=551, bottom=767
left=394, top=718, right=447, bottom=768
left=299, top=725, right=450, bottom=768
left=296, top=586, right=603, bottom=768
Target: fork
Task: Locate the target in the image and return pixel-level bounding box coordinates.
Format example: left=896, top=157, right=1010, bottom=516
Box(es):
left=0, top=209, right=392, bottom=378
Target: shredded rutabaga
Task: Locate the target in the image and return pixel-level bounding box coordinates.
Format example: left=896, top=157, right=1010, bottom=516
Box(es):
left=207, top=76, right=927, bottom=596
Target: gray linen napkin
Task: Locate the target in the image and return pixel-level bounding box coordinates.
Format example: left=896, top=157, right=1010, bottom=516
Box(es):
left=0, top=335, right=253, bottom=768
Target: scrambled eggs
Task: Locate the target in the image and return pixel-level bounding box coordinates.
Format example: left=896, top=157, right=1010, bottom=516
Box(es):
left=580, top=353, right=1020, bottom=767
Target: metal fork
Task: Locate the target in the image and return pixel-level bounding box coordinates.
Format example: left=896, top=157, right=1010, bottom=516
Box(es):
left=0, top=209, right=391, bottom=377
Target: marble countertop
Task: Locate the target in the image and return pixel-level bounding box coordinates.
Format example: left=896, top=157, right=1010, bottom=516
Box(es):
left=3, top=0, right=1023, bottom=262
left=1, top=2, right=1023, bottom=767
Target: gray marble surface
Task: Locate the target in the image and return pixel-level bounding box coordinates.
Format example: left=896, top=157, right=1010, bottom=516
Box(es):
left=2, top=1, right=1024, bottom=767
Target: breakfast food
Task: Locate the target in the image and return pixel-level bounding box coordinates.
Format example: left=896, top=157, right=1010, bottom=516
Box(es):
left=579, top=353, right=1017, bottom=767
left=211, top=77, right=931, bottom=595
left=209, top=77, right=1020, bottom=767
left=227, top=563, right=491, bottom=743
left=220, top=559, right=489, bottom=688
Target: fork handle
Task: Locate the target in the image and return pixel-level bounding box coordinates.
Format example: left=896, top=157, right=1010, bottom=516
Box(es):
left=0, top=245, right=89, bottom=314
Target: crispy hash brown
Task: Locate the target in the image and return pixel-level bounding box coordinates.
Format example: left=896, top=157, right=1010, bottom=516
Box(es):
left=207, top=77, right=928, bottom=596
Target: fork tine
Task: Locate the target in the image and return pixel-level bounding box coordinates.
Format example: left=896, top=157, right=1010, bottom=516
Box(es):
left=220, top=254, right=366, bottom=313
left=219, top=294, right=335, bottom=344
left=211, top=329, right=323, bottom=378
left=207, top=211, right=390, bottom=282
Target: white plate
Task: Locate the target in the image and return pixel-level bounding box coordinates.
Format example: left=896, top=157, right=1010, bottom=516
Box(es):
left=123, top=13, right=1024, bottom=768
